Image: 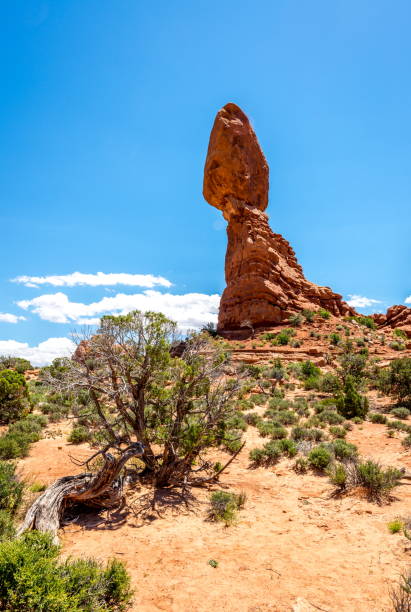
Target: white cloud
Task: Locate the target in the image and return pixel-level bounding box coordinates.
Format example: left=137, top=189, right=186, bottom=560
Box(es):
left=12, top=271, right=172, bottom=289
left=0, top=338, right=76, bottom=367
left=346, top=295, right=382, bottom=309
left=17, top=290, right=220, bottom=330
left=405, top=296, right=411, bottom=304
left=0, top=313, right=26, bottom=324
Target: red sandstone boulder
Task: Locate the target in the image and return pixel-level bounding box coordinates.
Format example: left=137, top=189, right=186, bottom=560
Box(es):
left=203, top=103, right=355, bottom=333
left=372, top=305, right=411, bottom=338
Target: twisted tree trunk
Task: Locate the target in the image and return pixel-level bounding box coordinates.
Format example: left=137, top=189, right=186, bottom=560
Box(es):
left=18, top=443, right=144, bottom=542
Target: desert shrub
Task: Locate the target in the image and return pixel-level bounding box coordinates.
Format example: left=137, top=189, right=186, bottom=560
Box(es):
left=8, top=414, right=47, bottom=442
left=329, top=333, right=341, bottom=346
left=0, top=510, right=15, bottom=542
left=275, top=410, right=298, bottom=426
left=68, top=425, right=93, bottom=445
left=300, top=361, right=320, bottom=379
left=304, top=375, right=320, bottom=391
left=390, top=571, right=411, bottom=611
left=389, top=420, right=411, bottom=432
left=277, top=438, right=298, bottom=457
left=388, top=519, right=404, bottom=534
left=267, top=398, right=289, bottom=411
left=225, top=413, right=248, bottom=432
left=0, top=531, right=133, bottom=611
left=257, top=421, right=277, bottom=437
left=270, top=426, right=288, bottom=440
left=0, top=433, right=31, bottom=460
left=249, top=440, right=289, bottom=465
left=402, top=434, right=411, bottom=448
left=290, top=426, right=323, bottom=441
left=318, top=309, right=331, bottom=320
left=355, top=316, right=376, bottom=330
left=369, top=412, right=387, bottom=424
left=222, top=431, right=243, bottom=454
left=393, top=329, right=407, bottom=339
left=335, top=376, right=369, bottom=419
left=382, top=358, right=411, bottom=406
left=302, top=309, right=315, bottom=322
left=308, top=445, right=333, bottom=470
left=329, top=439, right=358, bottom=462
left=290, top=339, right=302, bottom=348
left=244, top=412, right=261, bottom=426
left=208, top=490, right=246, bottom=525
left=327, top=462, right=347, bottom=489
left=391, top=407, right=410, bottom=420
left=329, top=426, right=346, bottom=439
left=249, top=393, right=267, bottom=406
left=390, top=341, right=406, bottom=351
left=293, top=457, right=309, bottom=473
left=288, top=313, right=303, bottom=327
left=249, top=448, right=266, bottom=465
left=0, top=370, right=31, bottom=424
left=356, top=460, right=402, bottom=501
left=0, top=357, right=32, bottom=374
left=318, top=373, right=341, bottom=394
left=273, top=329, right=295, bottom=346
left=0, top=461, right=24, bottom=514
left=352, top=416, right=363, bottom=424
left=317, top=409, right=344, bottom=425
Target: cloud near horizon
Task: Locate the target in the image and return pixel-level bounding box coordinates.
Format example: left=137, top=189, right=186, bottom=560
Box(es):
left=0, top=313, right=26, bottom=324
left=17, top=290, right=220, bottom=330
left=0, top=337, right=76, bottom=367
left=405, top=296, right=411, bottom=304
left=346, top=294, right=382, bottom=309
left=12, top=272, right=172, bottom=289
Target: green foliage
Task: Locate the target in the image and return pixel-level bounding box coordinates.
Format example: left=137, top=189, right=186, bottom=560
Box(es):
left=327, top=462, right=347, bottom=489
left=249, top=437, right=296, bottom=465
left=273, top=329, right=296, bottom=346
left=0, top=531, right=133, bottom=611
left=369, top=412, right=387, bottom=424
left=0, top=510, right=15, bottom=542
left=301, top=309, right=315, bottom=322
left=208, top=490, right=246, bottom=525
left=390, top=341, right=406, bottom=351
left=318, top=373, right=341, bottom=394
left=308, top=446, right=333, bottom=470
left=277, top=438, right=298, bottom=457
left=317, top=409, right=344, bottom=425
left=355, top=316, right=376, bottom=330
left=356, top=460, right=402, bottom=501
left=300, top=360, right=320, bottom=379
left=391, top=407, right=410, bottom=420
left=393, top=329, right=407, bottom=339
left=0, top=461, right=24, bottom=514
left=0, top=414, right=48, bottom=460
left=329, top=426, right=346, bottom=439
left=388, top=519, right=404, bottom=534
left=318, top=309, right=331, bottom=319
left=390, top=571, right=411, bottom=611
left=288, top=313, right=303, bottom=327
left=68, top=424, right=92, bottom=445
left=293, top=457, right=308, bottom=473
left=328, top=439, right=358, bottom=461
left=335, top=375, right=369, bottom=419
left=0, top=357, right=32, bottom=374
left=402, top=434, right=411, bottom=448
left=222, top=431, right=243, bottom=454
left=0, top=369, right=30, bottom=423
left=329, top=332, right=341, bottom=346
left=381, top=358, right=411, bottom=405
left=208, top=559, right=218, bottom=568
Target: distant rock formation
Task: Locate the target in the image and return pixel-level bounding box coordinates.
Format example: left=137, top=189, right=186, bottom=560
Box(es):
left=373, top=305, right=411, bottom=338
left=203, top=102, right=355, bottom=333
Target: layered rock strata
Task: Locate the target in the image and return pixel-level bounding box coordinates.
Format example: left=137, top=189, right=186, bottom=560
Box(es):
left=203, top=102, right=354, bottom=332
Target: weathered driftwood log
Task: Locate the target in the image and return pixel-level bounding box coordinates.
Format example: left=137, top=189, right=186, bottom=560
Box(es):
left=18, top=442, right=144, bottom=542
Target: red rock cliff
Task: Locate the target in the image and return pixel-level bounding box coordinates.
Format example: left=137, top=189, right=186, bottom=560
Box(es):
left=203, top=103, right=355, bottom=332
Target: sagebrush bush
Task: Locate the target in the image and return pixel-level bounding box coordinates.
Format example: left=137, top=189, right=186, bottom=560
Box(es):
left=318, top=309, right=331, bottom=319
left=308, top=446, right=333, bottom=470
left=369, top=412, right=387, bottom=424
left=329, top=439, right=358, bottom=462
left=68, top=426, right=92, bottom=444
left=209, top=490, right=246, bottom=525
left=0, top=510, right=15, bottom=542
left=329, top=426, right=346, bottom=439
left=356, top=460, right=402, bottom=501
left=390, top=571, right=411, bottom=612
left=327, top=462, right=347, bottom=489
left=288, top=313, right=303, bottom=327
left=336, top=376, right=369, bottom=419
left=391, top=407, right=410, bottom=420
left=317, top=410, right=345, bottom=425
left=0, top=531, right=133, bottom=611
left=302, top=309, right=315, bottom=322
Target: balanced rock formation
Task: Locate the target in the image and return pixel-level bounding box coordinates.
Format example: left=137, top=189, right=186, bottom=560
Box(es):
left=372, top=305, right=411, bottom=338
left=203, top=103, right=355, bottom=333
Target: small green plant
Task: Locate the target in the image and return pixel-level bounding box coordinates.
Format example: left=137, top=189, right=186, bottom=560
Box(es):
left=208, top=559, right=218, bottom=568
left=29, top=482, right=47, bottom=493
left=355, top=316, right=376, bottom=330
left=335, top=376, right=369, bottom=420
left=393, top=329, right=407, bottom=339
left=356, top=460, right=402, bottom=501
left=302, top=309, right=315, bottom=323
left=391, top=407, right=410, bottom=420
left=318, top=309, right=331, bottom=320
left=0, top=461, right=24, bottom=514
left=330, top=439, right=358, bottom=461
left=288, top=313, right=303, bottom=327
left=402, top=434, right=411, bottom=448
left=369, top=412, right=387, bottom=424
left=293, top=457, right=308, bottom=473
left=68, top=426, right=91, bottom=444
left=308, top=446, right=332, bottom=470
left=388, top=519, right=404, bottom=534
left=329, top=332, right=341, bottom=346
left=208, top=490, right=246, bottom=525
left=329, top=426, right=346, bottom=439
left=327, top=462, right=347, bottom=490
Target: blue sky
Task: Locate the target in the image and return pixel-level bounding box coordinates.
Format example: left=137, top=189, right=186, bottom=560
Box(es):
left=0, top=0, right=410, bottom=364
